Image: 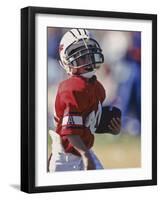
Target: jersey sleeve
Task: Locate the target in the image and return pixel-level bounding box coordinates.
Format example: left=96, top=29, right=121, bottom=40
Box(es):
left=56, top=88, right=87, bottom=137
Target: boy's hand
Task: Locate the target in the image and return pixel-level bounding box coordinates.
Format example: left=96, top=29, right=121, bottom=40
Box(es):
left=108, top=117, right=121, bottom=134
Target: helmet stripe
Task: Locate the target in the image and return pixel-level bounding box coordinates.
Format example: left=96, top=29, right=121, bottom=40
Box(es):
left=84, top=29, right=88, bottom=36
left=69, top=30, right=77, bottom=39
left=77, top=28, right=81, bottom=35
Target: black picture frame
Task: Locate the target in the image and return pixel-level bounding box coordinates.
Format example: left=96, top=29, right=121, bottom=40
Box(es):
left=21, top=6, right=157, bottom=193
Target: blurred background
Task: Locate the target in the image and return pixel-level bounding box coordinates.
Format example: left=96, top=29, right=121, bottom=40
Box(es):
left=47, top=27, right=141, bottom=169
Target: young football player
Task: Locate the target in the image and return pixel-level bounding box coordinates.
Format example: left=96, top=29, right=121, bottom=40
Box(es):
left=48, top=29, right=121, bottom=172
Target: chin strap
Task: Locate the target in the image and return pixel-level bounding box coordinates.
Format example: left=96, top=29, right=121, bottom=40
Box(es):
left=80, top=71, right=96, bottom=78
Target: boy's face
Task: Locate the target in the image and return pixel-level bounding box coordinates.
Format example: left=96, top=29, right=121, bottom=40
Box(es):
left=69, top=54, right=93, bottom=75
left=76, top=54, right=92, bottom=67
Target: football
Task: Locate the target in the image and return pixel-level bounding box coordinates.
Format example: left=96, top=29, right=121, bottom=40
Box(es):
left=96, top=106, right=121, bottom=134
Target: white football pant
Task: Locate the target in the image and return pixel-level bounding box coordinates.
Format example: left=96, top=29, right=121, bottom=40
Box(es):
left=49, top=130, right=103, bottom=172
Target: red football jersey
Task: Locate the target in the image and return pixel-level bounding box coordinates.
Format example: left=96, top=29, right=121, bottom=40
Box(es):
left=54, top=75, right=106, bottom=156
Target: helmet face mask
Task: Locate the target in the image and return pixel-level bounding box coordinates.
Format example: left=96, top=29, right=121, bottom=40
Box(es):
left=59, top=29, right=104, bottom=74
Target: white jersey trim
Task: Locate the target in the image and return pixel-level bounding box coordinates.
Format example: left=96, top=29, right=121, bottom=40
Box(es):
left=62, top=116, right=83, bottom=126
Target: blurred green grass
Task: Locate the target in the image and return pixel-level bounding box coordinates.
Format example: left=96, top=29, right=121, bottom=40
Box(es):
left=48, top=133, right=141, bottom=169
left=93, top=134, right=141, bottom=169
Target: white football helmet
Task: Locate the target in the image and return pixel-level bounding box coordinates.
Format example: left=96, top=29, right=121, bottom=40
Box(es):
left=59, top=29, right=104, bottom=74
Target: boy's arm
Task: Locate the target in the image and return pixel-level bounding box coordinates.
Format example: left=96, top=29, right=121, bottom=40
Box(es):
left=67, top=135, right=96, bottom=170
